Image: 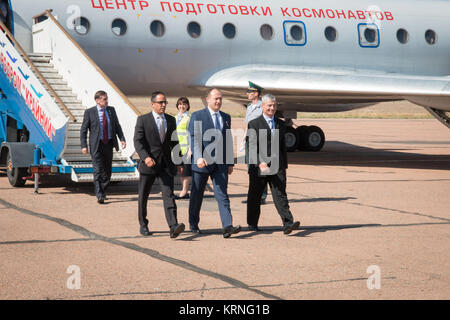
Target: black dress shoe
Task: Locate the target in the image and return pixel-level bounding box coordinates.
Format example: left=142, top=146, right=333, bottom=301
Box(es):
left=97, top=197, right=105, bottom=204
left=283, top=221, right=300, bottom=235
left=190, top=226, right=202, bottom=234
left=248, top=225, right=260, bottom=232
left=223, top=225, right=241, bottom=238
left=140, top=226, right=151, bottom=236
left=241, top=199, right=247, bottom=204
left=170, top=223, right=185, bottom=239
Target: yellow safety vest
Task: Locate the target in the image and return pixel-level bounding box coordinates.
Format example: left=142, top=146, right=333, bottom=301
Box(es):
left=176, top=113, right=191, bottom=155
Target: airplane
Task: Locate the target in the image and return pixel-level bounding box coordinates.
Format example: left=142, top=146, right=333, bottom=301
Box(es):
left=4, top=0, right=450, bottom=153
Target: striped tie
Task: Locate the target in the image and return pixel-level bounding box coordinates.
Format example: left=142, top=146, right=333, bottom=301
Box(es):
left=158, top=116, right=165, bottom=143
left=102, top=108, right=108, bottom=144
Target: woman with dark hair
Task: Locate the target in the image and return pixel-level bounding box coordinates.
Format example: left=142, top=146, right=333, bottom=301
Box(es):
left=175, top=97, right=192, bottom=199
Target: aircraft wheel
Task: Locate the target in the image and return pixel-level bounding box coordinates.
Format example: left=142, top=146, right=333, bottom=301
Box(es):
left=284, top=126, right=299, bottom=152
left=6, top=151, right=27, bottom=187
left=303, top=126, right=325, bottom=152
left=296, top=125, right=309, bottom=150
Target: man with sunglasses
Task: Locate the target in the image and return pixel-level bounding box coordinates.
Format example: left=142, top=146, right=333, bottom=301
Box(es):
left=134, top=91, right=185, bottom=239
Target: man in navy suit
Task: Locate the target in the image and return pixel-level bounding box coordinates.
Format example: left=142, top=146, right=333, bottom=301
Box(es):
left=188, top=88, right=241, bottom=238
left=80, top=90, right=126, bottom=204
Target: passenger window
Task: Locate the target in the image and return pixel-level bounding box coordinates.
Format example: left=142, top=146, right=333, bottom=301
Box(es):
left=73, top=17, right=90, bottom=35
left=425, top=30, right=437, bottom=45
left=283, top=21, right=306, bottom=46
left=112, top=19, right=127, bottom=36
left=223, top=23, right=236, bottom=39
left=396, top=29, right=409, bottom=44
left=324, top=26, right=337, bottom=42
left=187, top=22, right=201, bottom=39
left=358, top=23, right=379, bottom=48
left=260, top=24, right=273, bottom=40
left=150, top=20, right=165, bottom=37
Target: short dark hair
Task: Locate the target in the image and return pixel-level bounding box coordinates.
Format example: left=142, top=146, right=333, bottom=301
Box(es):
left=94, top=90, right=107, bottom=100
left=151, top=91, right=166, bottom=103
left=176, top=97, right=190, bottom=111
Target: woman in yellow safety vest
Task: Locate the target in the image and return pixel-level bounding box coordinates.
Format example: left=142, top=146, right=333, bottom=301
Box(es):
left=175, top=97, right=191, bottom=199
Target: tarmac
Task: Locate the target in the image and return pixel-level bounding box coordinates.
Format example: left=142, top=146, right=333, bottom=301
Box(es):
left=0, top=118, right=449, bottom=300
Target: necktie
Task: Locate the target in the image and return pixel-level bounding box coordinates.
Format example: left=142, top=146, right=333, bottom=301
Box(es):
left=214, top=113, right=221, bottom=131
left=268, top=119, right=273, bottom=130
left=102, top=108, right=108, bottom=144
left=158, top=116, right=166, bottom=143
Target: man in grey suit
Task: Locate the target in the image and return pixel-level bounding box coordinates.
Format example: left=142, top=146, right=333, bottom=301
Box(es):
left=80, top=90, right=126, bottom=204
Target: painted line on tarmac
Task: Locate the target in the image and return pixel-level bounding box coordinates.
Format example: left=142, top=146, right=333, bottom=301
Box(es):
left=63, top=275, right=398, bottom=299
left=0, top=197, right=282, bottom=300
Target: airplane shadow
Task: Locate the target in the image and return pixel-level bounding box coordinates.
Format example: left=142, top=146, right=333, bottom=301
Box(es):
left=285, top=141, right=450, bottom=171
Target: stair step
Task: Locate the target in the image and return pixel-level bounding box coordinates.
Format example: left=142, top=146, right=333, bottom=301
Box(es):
left=46, top=78, right=67, bottom=85
left=28, top=53, right=52, bottom=57
left=32, top=62, right=54, bottom=68
left=49, top=84, right=70, bottom=90
left=73, top=172, right=139, bottom=183
left=63, top=147, right=126, bottom=156
left=51, top=91, right=77, bottom=98
left=68, top=162, right=135, bottom=169
left=36, top=66, right=58, bottom=73
left=29, top=57, right=51, bottom=63
left=40, top=72, right=63, bottom=79
left=59, top=97, right=80, bottom=103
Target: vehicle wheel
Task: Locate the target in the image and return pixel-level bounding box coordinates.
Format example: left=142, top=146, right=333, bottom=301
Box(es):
left=6, top=151, right=27, bottom=187
left=304, top=126, right=325, bottom=152
left=296, top=125, right=309, bottom=150
left=284, top=126, right=299, bottom=152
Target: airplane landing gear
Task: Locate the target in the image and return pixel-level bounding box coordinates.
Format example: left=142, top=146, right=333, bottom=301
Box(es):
left=283, top=124, right=325, bottom=152
left=281, top=112, right=325, bottom=152
left=284, top=126, right=299, bottom=152
left=297, top=125, right=325, bottom=152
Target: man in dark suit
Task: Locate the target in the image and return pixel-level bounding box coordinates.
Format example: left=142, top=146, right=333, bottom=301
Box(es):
left=188, top=88, right=241, bottom=238
left=246, top=94, right=300, bottom=234
left=80, top=90, right=126, bottom=204
left=134, top=91, right=185, bottom=239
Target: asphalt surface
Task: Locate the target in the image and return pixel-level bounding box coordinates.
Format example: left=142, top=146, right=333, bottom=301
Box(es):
left=0, top=119, right=449, bottom=300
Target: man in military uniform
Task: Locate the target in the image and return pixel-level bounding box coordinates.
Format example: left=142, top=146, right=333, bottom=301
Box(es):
left=241, top=82, right=268, bottom=206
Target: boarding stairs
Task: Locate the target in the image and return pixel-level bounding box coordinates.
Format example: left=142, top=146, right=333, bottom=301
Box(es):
left=0, top=10, right=139, bottom=183
left=28, top=53, right=137, bottom=182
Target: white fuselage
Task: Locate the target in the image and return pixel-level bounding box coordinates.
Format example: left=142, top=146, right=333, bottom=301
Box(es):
left=10, top=0, right=450, bottom=96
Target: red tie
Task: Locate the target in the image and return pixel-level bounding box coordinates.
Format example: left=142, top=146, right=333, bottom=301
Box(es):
left=102, top=108, right=108, bottom=144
